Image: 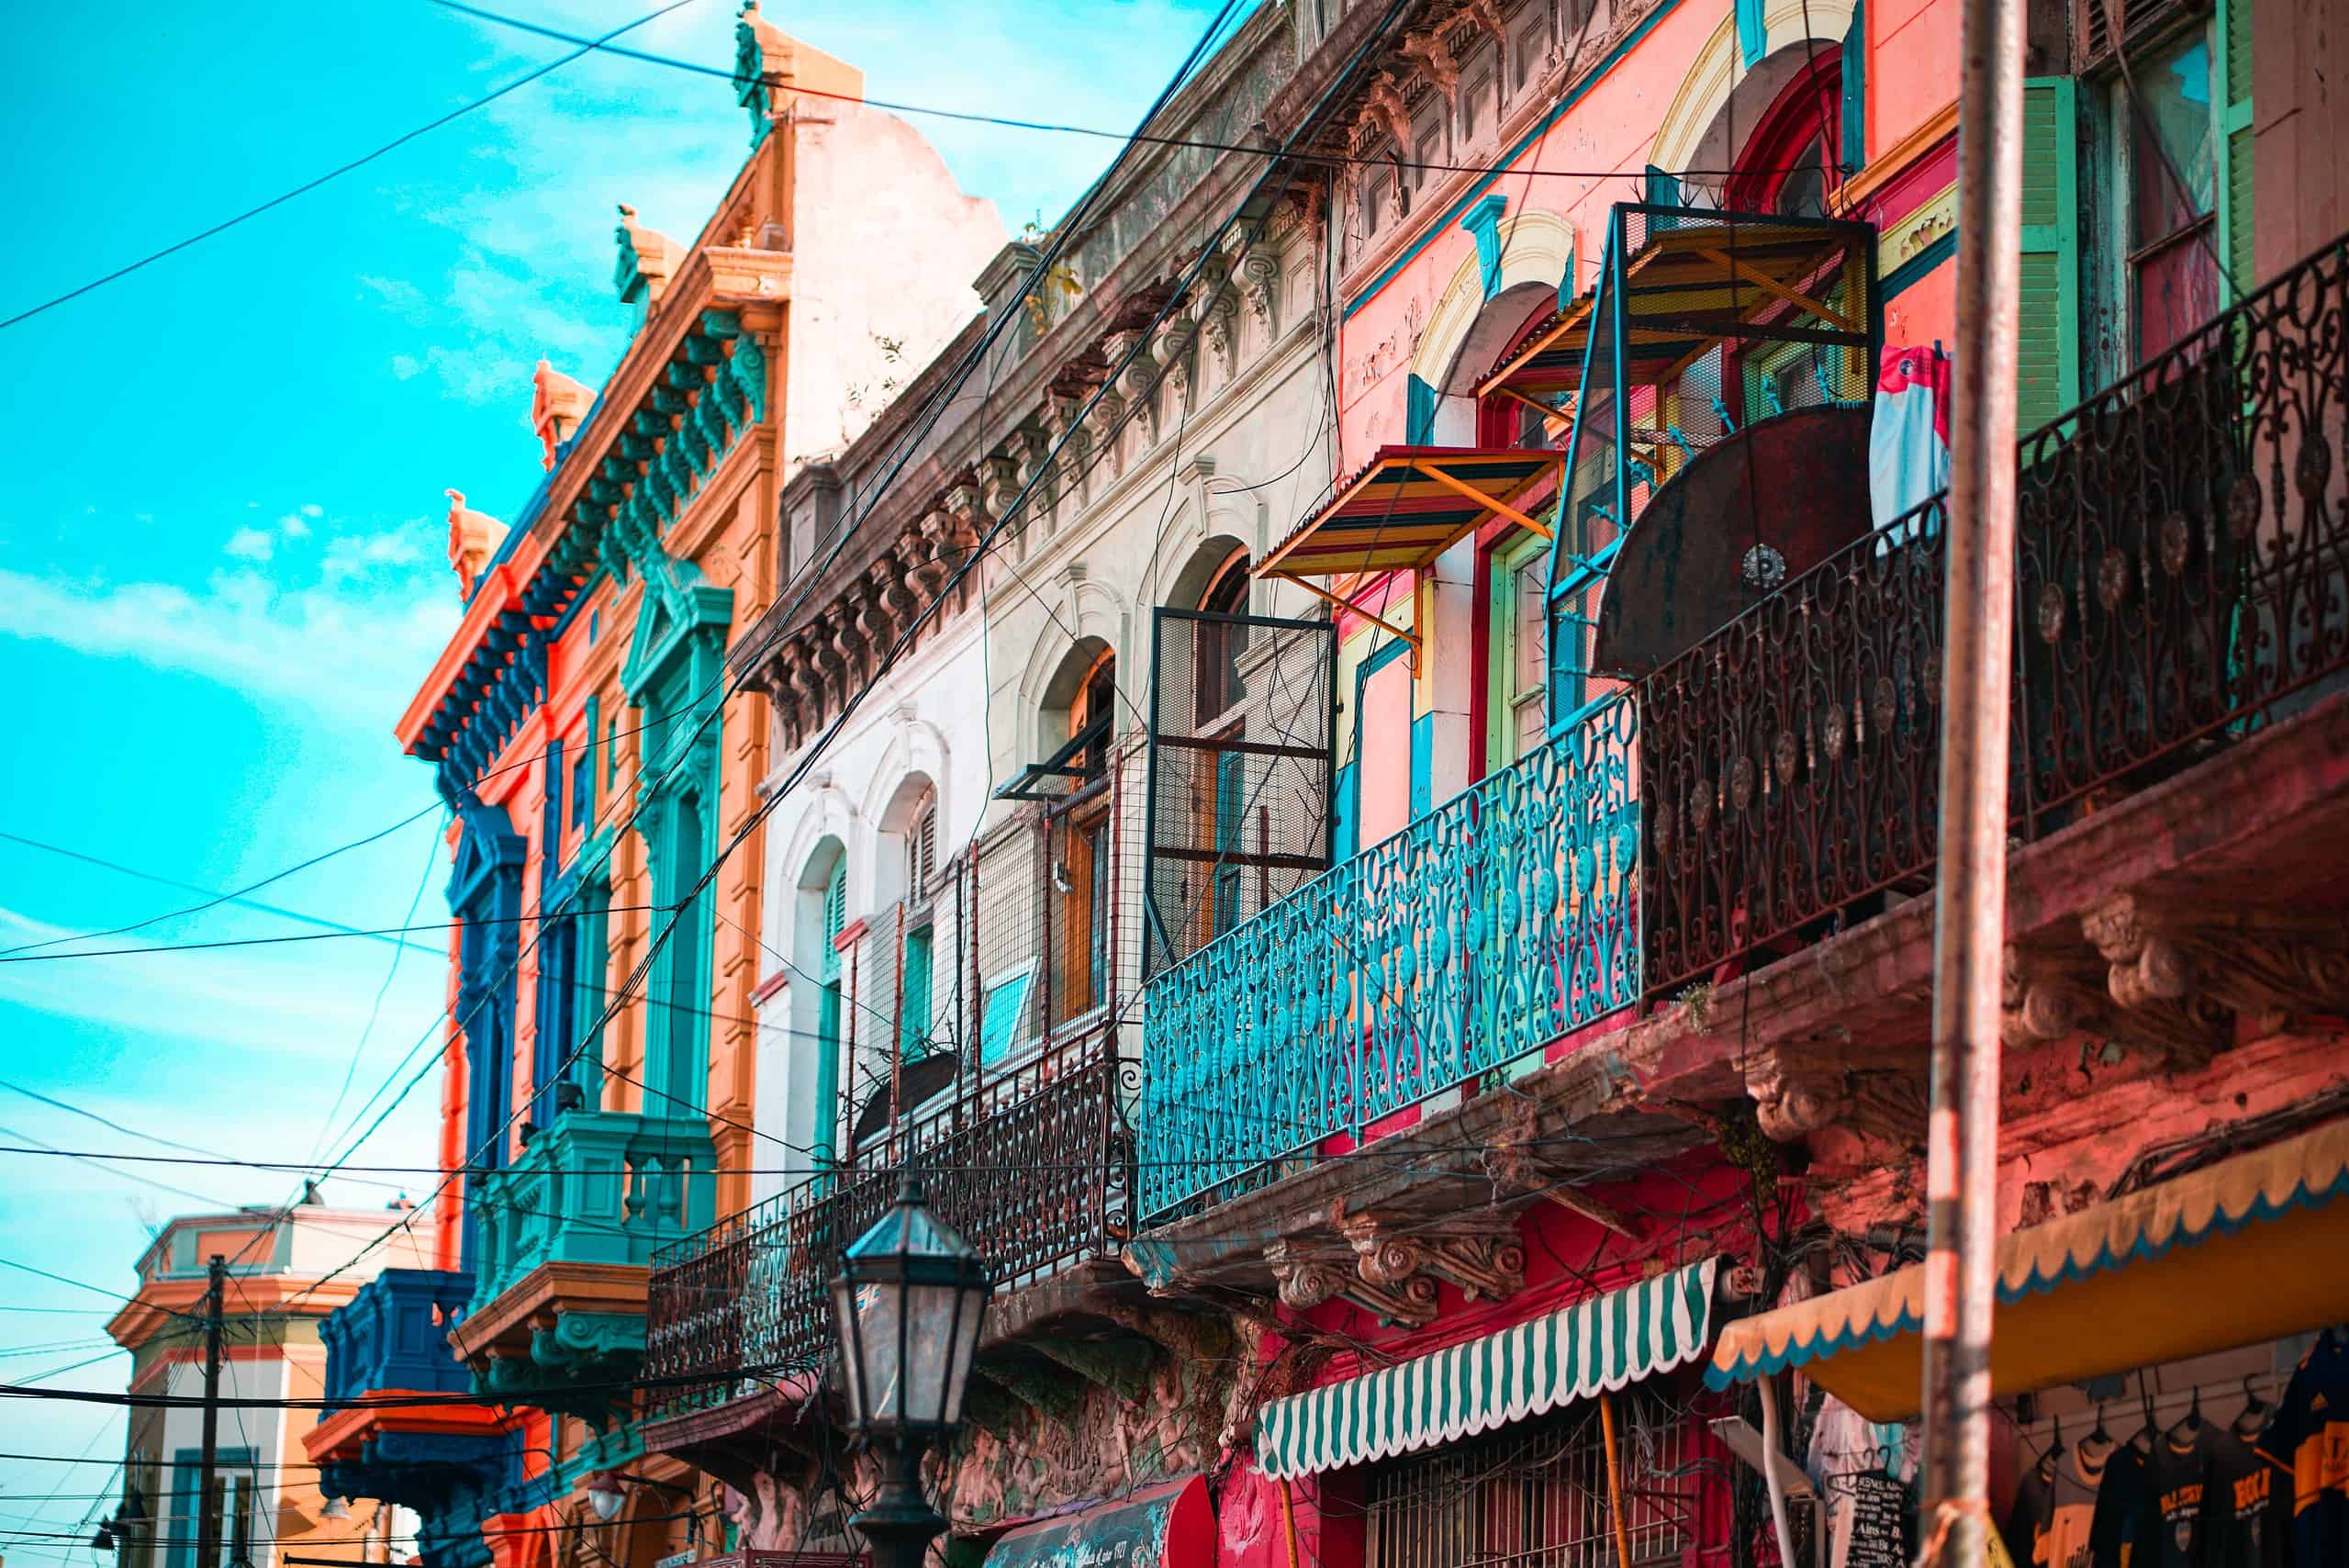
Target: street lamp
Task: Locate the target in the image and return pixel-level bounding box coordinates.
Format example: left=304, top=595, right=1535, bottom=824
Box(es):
left=829, top=1180, right=991, bottom=1568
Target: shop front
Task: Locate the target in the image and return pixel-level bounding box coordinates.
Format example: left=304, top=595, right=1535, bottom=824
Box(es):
left=1705, top=1119, right=2349, bottom=1568
left=975, top=1477, right=1214, bottom=1568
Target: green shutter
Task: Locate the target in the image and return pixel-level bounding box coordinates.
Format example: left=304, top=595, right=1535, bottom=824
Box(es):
left=821, top=861, right=846, bottom=981
left=1840, top=0, right=1866, bottom=175
left=899, top=928, right=934, bottom=1057
left=2018, top=77, right=2082, bottom=434
left=2216, top=0, right=2254, bottom=297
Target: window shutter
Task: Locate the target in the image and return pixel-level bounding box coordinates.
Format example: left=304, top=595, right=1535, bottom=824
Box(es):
left=912, top=799, right=938, bottom=897
left=2017, top=77, right=2082, bottom=434
left=899, top=929, right=933, bottom=1056
left=2216, top=0, right=2254, bottom=297
left=1840, top=0, right=1866, bottom=176
left=821, top=861, right=847, bottom=980
left=1405, top=374, right=1437, bottom=443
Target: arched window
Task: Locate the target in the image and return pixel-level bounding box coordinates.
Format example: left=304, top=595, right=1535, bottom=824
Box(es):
left=1192, top=551, right=1251, bottom=726
left=1726, top=53, right=1843, bottom=219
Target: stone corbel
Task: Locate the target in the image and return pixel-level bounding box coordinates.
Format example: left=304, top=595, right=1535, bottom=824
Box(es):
left=1335, top=1205, right=1526, bottom=1304
left=1460, top=0, right=1505, bottom=39
left=1747, top=1053, right=1927, bottom=1148
left=876, top=549, right=923, bottom=629
left=1398, top=30, right=1460, bottom=100
left=1080, top=372, right=1128, bottom=477
left=1359, top=74, right=1413, bottom=150
left=1153, top=319, right=1199, bottom=419
left=855, top=561, right=899, bottom=652
left=1240, top=252, right=1282, bottom=339
left=1265, top=1239, right=1437, bottom=1328
left=978, top=450, right=1023, bottom=522
left=2083, top=891, right=2349, bottom=1057
left=1193, top=285, right=1240, bottom=379
left=1102, top=329, right=1157, bottom=445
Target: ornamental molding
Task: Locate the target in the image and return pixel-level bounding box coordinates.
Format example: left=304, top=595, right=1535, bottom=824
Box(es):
left=1333, top=1203, right=1526, bottom=1304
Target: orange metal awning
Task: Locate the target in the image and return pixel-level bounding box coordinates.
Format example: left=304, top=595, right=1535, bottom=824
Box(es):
left=1256, top=445, right=1562, bottom=645
left=1479, top=218, right=1867, bottom=403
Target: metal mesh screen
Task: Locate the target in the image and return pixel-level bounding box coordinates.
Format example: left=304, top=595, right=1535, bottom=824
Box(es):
left=1141, top=606, right=1336, bottom=978
left=1551, top=201, right=1875, bottom=725
left=1364, top=1396, right=1706, bottom=1568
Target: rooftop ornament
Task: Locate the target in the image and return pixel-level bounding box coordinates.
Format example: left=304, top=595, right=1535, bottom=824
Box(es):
left=444, top=488, right=509, bottom=601
left=613, top=204, right=681, bottom=309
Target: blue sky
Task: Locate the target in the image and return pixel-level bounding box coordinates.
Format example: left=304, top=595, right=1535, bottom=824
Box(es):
left=0, top=0, right=1223, bottom=1550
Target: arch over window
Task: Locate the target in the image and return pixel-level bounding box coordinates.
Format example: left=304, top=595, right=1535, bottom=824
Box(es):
left=1724, top=50, right=1844, bottom=218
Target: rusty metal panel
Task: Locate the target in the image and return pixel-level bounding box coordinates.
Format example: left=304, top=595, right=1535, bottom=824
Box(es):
left=1592, top=406, right=1876, bottom=680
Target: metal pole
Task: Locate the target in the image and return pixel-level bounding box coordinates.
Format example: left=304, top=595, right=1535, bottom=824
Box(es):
left=1598, top=1391, right=1634, bottom=1568
left=1920, top=0, right=2024, bottom=1548
left=195, top=1256, right=227, bottom=1568
left=887, top=902, right=907, bottom=1169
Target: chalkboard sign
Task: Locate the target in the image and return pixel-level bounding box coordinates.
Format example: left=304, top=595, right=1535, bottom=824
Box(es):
left=1839, top=1471, right=1910, bottom=1568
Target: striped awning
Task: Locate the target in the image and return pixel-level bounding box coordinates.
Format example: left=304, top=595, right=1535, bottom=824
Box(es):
left=1254, top=1258, right=1718, bottom=1480
left=1257, top=445, right=1563, bottom=584
left=1705, top=1119, right=2349, bottom=1422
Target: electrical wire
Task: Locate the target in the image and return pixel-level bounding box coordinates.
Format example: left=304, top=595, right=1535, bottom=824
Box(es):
left=427, top=0, right=1829, bottom=185
left=0, top=0, right=710, bottom=331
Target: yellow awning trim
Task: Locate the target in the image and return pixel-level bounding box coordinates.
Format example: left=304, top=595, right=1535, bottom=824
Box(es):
left=1705, top=1119, right=2349, bottom=1421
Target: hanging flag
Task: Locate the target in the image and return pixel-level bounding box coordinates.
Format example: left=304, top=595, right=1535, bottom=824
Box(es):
left=1868, top=344, right=1951, bottom=544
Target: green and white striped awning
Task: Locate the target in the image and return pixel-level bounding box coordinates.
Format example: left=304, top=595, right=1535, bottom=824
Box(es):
left=1254, top=1258, right=1719, bottom=1480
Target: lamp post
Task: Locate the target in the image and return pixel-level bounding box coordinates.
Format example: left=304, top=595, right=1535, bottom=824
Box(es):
left=829, top=1180, right=992, bottom=1568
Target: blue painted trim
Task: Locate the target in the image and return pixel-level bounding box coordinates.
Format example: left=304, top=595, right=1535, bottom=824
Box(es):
left=1409, top=711, right=1434, bottom=819
left=1343, top=0, right=1683, bottom=321
left=1459, top=193, right=1509, bottom=297
left=1348, top=636, right=1415, bottom=843
left=1882, top=230, right=1956, bottom=301
left=1332, top=762, right=1359, bottom=861
left=1736, top=0, right=1767, bottom=66
left=1706, top=1158, right=2349, bottom=1389
left=1405, top=374, right=1438, bottom=443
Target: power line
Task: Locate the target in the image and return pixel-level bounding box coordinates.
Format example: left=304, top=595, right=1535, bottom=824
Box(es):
left=428, top=0, right=1824, bottom=185
left=257, top=0, right=1259, bottom=1316
left=0, top=903, right=677, bottom=963
left=0, top=0, right=710, bottom=331
left=0, top=834, right=443, bottom=958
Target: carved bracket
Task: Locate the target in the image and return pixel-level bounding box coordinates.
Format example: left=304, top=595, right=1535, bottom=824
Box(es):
left=1334, top=1204, right=1526, bottom=1304
left=1265, top=1238, right=1437, bottom=1327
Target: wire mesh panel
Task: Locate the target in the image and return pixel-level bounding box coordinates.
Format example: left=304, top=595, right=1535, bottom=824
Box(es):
left=1141, top=606, right=1336, bottom=979
left=1546, top=203, right=1876, bottom=726
left=1364, top=1397, right=1704, bottom=1568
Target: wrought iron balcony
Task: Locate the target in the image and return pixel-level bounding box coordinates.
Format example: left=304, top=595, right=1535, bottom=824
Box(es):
left=643, top=1028, right=1130, bottom=1414
left=467, top=1110, right=719, bottom=1310
left=1136, top=696, right=1639, bottom=1222
left=1643, top=231, right=2349, bottom=997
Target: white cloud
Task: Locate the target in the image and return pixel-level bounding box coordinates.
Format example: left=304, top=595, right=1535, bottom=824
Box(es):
left=323, top=529, right=428, bottom=582
left=224, top=525, right=274, bottom=562
left=0, top=563, right=457, bottom=724
left=301, top=502, right=326, bottom=519
left=280, top=511, right=312, bottom=539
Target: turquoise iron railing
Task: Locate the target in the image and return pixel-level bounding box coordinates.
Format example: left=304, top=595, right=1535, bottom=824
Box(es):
left=466, top=1111, right=718, bottom=1310
left=1137, top=694, right=1639, bottom=1220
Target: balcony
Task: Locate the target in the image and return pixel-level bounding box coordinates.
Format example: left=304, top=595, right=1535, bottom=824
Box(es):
left=642, top=1029, right=1128, bottom=1439
left=1137, top=697, right=1639, bottom=1220
left=307, top=1271, right=553, bottom=1568
left=1140, top=230, right=2349, bottom=1221
left=446, top=1111, right=718, bottom=1422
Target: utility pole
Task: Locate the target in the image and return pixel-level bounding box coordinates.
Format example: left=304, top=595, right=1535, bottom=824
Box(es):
left=195, top=1256, right=227, bottom=1568
left=1920, top=0, right=2024, bottom=1548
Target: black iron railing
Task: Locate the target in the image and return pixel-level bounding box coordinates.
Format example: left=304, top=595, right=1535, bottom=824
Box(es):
left=643, top=1026, right=1131, bottom=1413
left=1642, top=233, right=2349, bottom=996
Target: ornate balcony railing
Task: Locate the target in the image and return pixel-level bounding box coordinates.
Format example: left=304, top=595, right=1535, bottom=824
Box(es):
left=468, top=1111, right=719, bottom=1311
left=1136, top=696, right=1640, bottom=1222
left=643, top=1028, right=1129, bottom=1414
left=319, top=1268, right=475, bottom=1408
left=1644, top=232, right=2349, bottom=995
left=1639, top=505, right=1948, bottom=997
left=2013, top=237, right=2349, bottom=822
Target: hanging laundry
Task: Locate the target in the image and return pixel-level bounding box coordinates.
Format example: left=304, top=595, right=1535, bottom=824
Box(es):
left=1868, top=343, right=1952, bottom=545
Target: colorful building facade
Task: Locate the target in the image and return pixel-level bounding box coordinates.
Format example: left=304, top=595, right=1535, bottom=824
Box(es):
left=107, top=1202, right=437, bottom=1568
left=322, top=0, right=2349, bottom=1564
left=318, top=14, right=1004, bottom=1568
